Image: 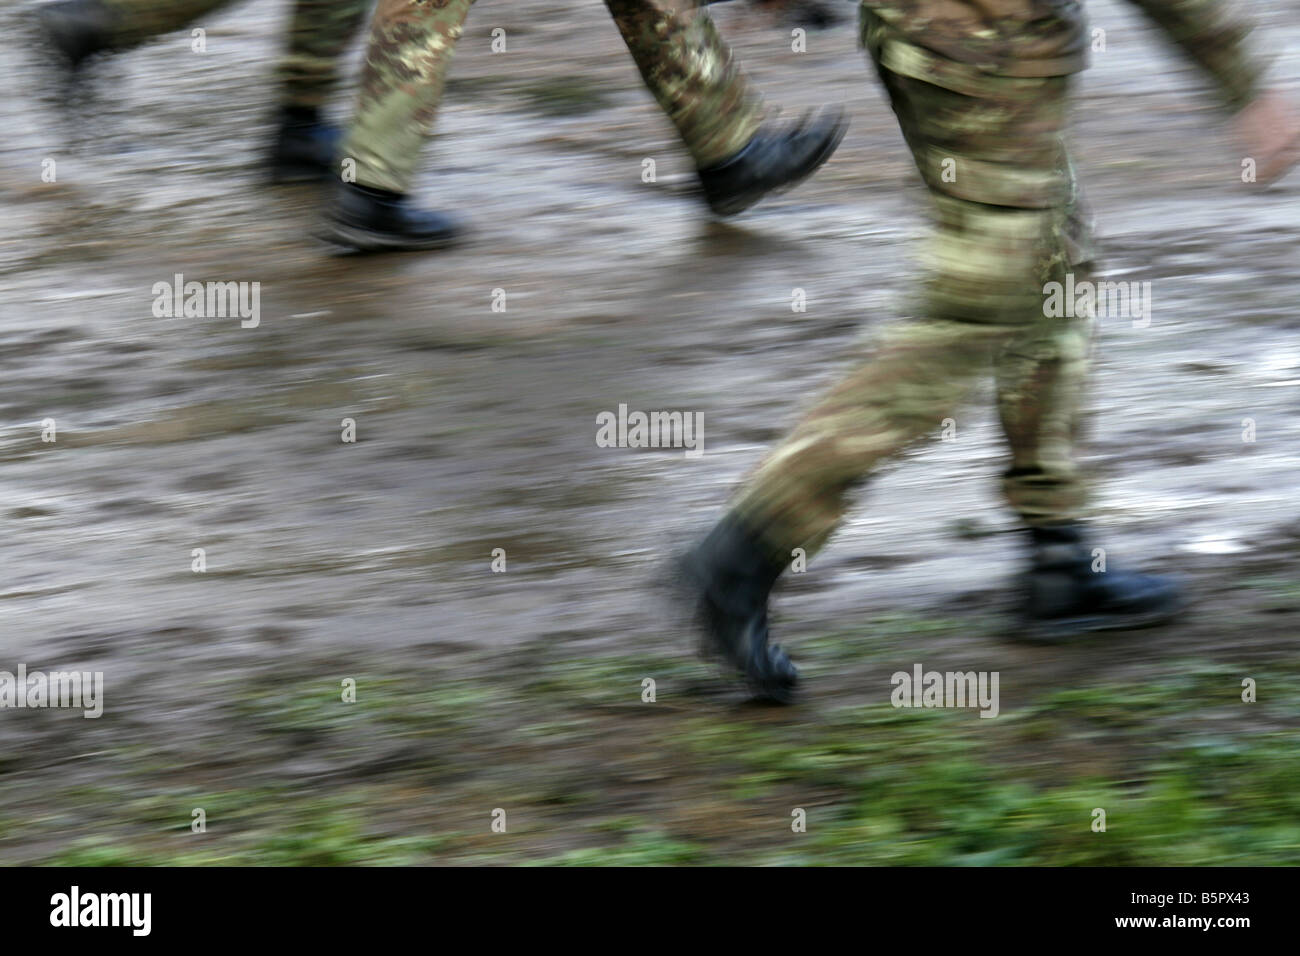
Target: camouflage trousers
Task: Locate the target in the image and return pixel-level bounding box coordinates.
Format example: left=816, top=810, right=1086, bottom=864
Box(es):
left=100, top=0, right=371, bottom=109
left=730, top=7, right=1095, bottom=561
left=343, top=0, right=764, bottom=193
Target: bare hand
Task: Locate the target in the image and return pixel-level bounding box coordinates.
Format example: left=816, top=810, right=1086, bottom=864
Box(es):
left=1234, top=89, right=1300, bottom=185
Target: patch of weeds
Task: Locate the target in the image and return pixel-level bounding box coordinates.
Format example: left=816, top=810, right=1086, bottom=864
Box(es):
left=519, top=78, right=612, bottom=117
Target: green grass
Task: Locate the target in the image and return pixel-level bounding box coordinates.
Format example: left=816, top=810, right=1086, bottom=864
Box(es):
left=7, top=625, right=1300, bottom=866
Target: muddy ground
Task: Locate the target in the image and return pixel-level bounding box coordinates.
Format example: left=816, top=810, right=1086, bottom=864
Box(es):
left=0, top=0, right=1297, bottom=864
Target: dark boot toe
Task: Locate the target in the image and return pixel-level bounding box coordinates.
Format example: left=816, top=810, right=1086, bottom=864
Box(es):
left=1024, top=565, right=1187, bottom=641
left=1019, top=524, right=1188, bottom=642
left=697, top=104, right=847, bottom=216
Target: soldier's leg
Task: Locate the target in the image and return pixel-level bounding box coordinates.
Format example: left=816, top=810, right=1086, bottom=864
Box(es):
left=604, top=0, right=845, bottom=215
left=603, top=0, right=762, bottom=168
left=96, top=0, right=371, bottom=180
left=707, top=17, right=1177, bottom=671
left=322, top=0, right=471, bottom=249
left=269, top=0, right=373, bottom=181
left=728, top=201, right=1062, bottom=563
left=853, top=8, right=1100, bottom=534
left=277, top=0, right=372, bottom=112
left=730, top=48, right=1080, bottom=562
left=339, top=0, right=475, bottom=195
left=993, top=274, right=1179, bottom=637
left=994, top=266, right=1092, bottom=530
left=37, top=0, right=368, bottom=181
left=989, top=187, right=1178, bottom=635
left=680, top=19, right=1102, bottom=698
left=684, top=63, right=1073, bottom=697
left=993, top=143, right=1100, bottom=525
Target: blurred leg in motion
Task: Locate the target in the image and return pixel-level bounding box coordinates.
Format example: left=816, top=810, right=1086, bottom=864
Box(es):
left=605, top=0, right=846, bottom=215
left=272, top=0, right=375, bottom=179
left=323, top=0, right=847, bottom=251
left=34, top=0, right=371, bottom=180
left=678, top=7, right=1187, bottom=701
left=325, top=0, right=474, bottom=252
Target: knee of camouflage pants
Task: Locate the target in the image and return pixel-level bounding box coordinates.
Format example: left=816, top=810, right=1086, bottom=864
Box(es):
left=730, top=19, right=1095, bottom=558
left=341, top=0, right=477, bottom=194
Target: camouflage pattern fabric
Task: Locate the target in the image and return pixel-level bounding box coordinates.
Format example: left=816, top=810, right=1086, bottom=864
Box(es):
left=730, top=0, right=1264, bottom=561
left=729, top=7, right=1097, bottom=561
left=605, top=0, right=764, bottom=168
left=341, top=0, right=476, bottom=194
left=859, top=0, right=1092, bottom=77
left=342, top=0, right=763, bottom=193
left=280, top=0, right=374, bottom=109
left=860, top=0, right=1263, bottom=106
left=100, top=0, right=371, bottom=109
left=1125, top=0, right=1264, bottom=110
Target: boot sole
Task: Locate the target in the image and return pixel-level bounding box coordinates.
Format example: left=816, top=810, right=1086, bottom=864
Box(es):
left=316, top=221, right=463, bottom=254
left=1017, top=593, right=1188, bottom=644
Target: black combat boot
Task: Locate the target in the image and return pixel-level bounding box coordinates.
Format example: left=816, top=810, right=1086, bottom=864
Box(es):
left=269, top=106, right=343, bottom=183
left=1021, top=523, right=1185, bottom=642
left=35, top=0, right=116, bottom=70
left=696, top=105, right=846, bottom=216
left=320, top=182, right=463, bottom=252
left=676, top=515, right=798, bottom=703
